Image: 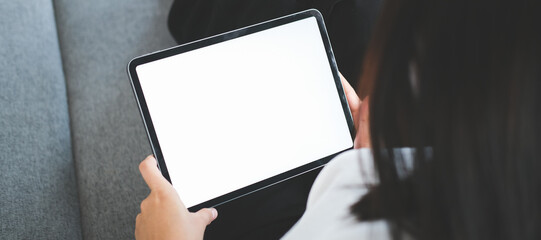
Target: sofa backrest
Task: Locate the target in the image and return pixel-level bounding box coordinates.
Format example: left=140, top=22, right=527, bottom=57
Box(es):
left=0, top=1, right=82, bottom=239
left=53, top=0, right=175, bottom=238
left=1, top=0, right=175, bottom=238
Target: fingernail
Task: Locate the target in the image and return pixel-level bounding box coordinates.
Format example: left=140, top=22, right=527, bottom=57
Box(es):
left=211, top=208, right=218, bottom=219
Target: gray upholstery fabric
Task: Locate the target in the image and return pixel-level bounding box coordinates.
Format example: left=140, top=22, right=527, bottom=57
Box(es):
left=53, top=0, right=176, bottom=239
left=0, top=1, right=82, bottom=239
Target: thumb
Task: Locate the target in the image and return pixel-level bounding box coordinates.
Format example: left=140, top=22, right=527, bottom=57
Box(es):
left=192, top=208, right=218, bottom=226
left=139, top=155, right=170, bottom=190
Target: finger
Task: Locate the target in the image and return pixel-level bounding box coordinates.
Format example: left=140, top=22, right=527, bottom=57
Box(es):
left=139, top=155, right=169, bottom=190
left=135, top=213, right=142, bottom=225
left=135, top=213, right=141, bottom=238
left=340, top=72, right=361, bottom=105
left=339, top=72, right=361, bottom=131
left=139, top=198, right=148, bottom=212
left=192, top=208, right=218, bottom=226
left=354, top=97, right=371, bottom=148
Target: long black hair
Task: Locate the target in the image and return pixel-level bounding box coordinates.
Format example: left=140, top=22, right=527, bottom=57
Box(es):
left=351, top=0, right=541, bottom=239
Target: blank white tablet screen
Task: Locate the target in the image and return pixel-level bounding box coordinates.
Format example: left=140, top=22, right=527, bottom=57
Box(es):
left=135, top=16, right=352, bottom=207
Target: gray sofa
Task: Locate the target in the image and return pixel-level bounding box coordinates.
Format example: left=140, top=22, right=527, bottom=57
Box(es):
left=1, top=0, right=176, bottom=239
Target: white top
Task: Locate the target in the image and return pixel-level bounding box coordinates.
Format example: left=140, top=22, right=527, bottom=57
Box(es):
left=282, top=148, right=415, bottom=239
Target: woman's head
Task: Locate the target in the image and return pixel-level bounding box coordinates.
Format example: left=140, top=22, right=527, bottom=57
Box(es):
left=353, top=0, right=541, bottom=239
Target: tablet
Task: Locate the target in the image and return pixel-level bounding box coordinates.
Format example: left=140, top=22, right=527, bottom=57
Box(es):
left=128, top=9, right=355, bottom=211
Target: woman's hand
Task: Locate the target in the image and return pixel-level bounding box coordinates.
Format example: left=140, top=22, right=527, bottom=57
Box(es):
left=339, top=73, right=371, bottom=149
left=136, top=155, right=218, bottom=240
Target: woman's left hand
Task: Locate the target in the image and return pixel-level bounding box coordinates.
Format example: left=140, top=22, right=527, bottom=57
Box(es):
left=340, top=73, right=370, bottom=149
left=135, top=155, right=218, bottom=240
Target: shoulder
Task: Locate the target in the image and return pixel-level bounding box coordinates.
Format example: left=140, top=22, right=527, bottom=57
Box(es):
left=282, top=148, right=417, bottom=240
left=282, top=148, right=390, bottom=240
left=305, top=148, right=377, bottom=207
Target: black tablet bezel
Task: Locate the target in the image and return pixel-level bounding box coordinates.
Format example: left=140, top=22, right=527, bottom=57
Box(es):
left=127, top=9, right=356, bottom=211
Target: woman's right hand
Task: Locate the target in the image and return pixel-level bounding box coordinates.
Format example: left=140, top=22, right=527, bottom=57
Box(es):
left=339, top=73, right=371, bottom=149
left=135, top=155, right=218, bottom=240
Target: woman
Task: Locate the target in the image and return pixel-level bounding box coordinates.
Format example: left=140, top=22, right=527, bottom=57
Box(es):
left=136, top=0, right=541, bottom=239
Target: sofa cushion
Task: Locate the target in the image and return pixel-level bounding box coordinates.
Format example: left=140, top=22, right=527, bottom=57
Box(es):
left=0, top=1, right=82, bottom=239
left=52, top=0, right=176, bottom=239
